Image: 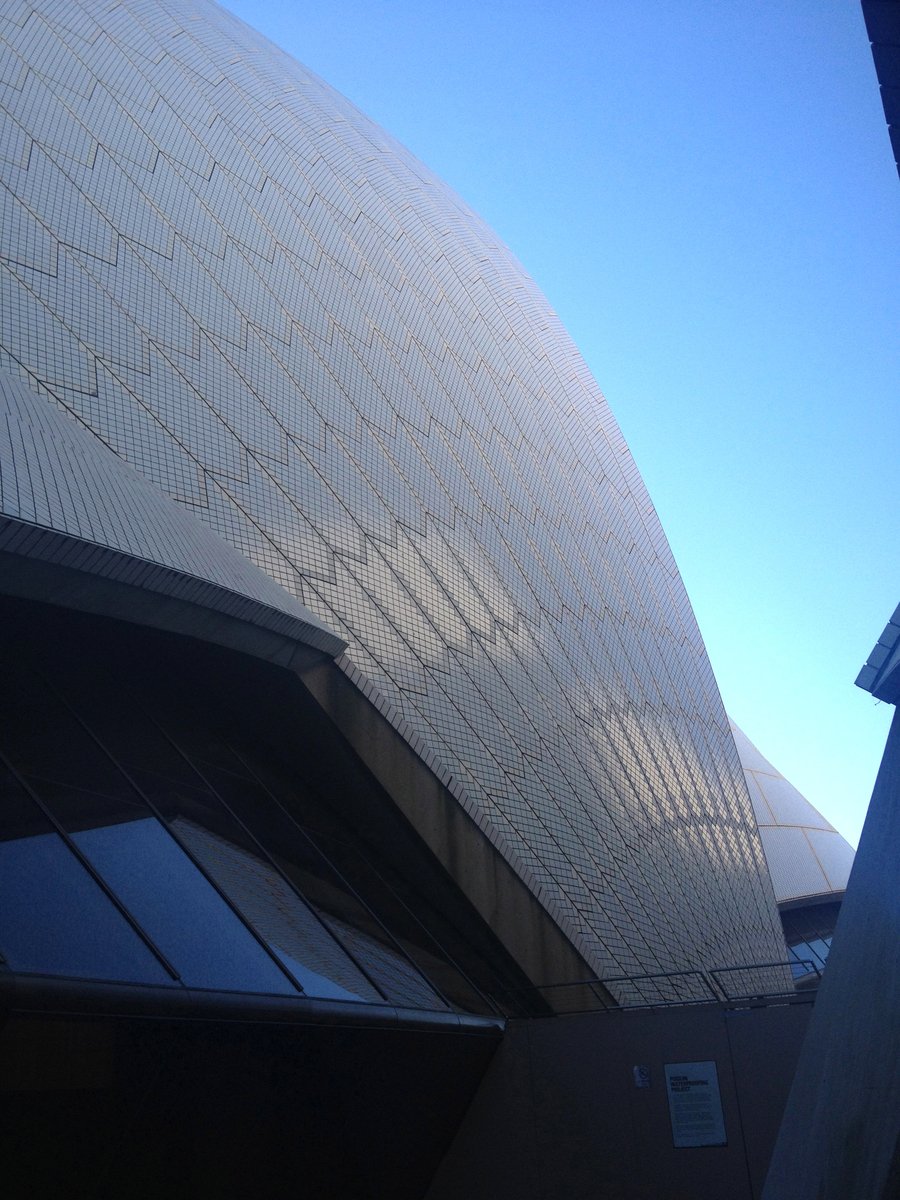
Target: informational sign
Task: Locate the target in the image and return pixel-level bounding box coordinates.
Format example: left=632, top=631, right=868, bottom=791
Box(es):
left=632, top=1064, right=651, bottom=1089
left=664, top=1061, right=726, bottom=1148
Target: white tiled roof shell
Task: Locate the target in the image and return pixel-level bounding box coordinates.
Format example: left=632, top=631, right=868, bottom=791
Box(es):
left=730, top=722, right=854, bottom=904
left=0, top=0, right=786, bottom=976
left=0, top=371, right=344, bottom=653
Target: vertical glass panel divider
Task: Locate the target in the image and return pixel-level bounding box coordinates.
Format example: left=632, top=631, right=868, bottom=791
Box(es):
left=0, top=748, right=181, bottom=983
left=142, top=711, right=391, bottom=1006
left=323, top=833, right=501, bottom=1016
left=228, top=744, right=454, bottom=1010
left=38, top=672, right=304, bottom=999
left=312, top=825, right=499, bottom=1015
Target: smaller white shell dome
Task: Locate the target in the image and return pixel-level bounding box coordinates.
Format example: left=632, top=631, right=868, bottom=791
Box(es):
left=730, top=721, right=855, bottom=905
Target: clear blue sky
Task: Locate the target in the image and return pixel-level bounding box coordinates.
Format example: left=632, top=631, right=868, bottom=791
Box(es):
left=224, top=0, right=899, bottom=846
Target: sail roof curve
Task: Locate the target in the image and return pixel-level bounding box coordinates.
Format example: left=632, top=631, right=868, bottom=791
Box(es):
left=0, top=0, right=788, bottom=978
left=730, top=721, right=855, bottom=905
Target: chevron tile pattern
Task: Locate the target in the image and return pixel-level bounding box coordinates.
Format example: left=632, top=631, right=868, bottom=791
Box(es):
left=0, top=0, right=786, bottom=977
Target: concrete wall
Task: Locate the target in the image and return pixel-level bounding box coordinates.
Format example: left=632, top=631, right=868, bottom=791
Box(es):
left=762, top=707, right=900, bottom=1200
left=1, top=1007, right=500, bottom=1200
left=427, top=1000, right=812, bottom=1200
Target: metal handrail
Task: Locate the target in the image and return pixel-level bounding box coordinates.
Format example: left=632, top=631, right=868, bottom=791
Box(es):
left=709, top=959, right=814, bottom=1001
left=515, top=959, right=817, bottom=1016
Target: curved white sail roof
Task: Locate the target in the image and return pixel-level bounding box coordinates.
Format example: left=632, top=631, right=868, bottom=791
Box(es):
left=0, top=0, right=788, bottom=978
left=730, top=722, right=855, bottom=905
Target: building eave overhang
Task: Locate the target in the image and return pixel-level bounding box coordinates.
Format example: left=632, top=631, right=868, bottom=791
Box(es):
left=855, top=602, right=900, bottom=705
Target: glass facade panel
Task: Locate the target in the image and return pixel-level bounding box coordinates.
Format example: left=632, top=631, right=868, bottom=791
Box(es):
left=788, top=937, right=832, bottom=977
left=0, top=760, right=170, bottom=983
left=0, top=595, right=534, bottom=1013
left=0, top=828, right=171, bottom=984
left=127, top=753, right=390, bottom=1003
left=72, top=818, right=297, bottom=995
left=0, top=667, right=138, bottom=803
left=782, top=900, right=841, bottom=981
left=315, top=833, right=486, bottom=1010
left=807, top=938, right=830, bottom=965
left=198, top=755, right=450, bottom=1009
left=171, top=816, right=382, bottom=1002
left=326, top=918, right=447, bottom=1010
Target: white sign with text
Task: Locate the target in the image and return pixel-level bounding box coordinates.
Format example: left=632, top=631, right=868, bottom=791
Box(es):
left=664, top=1060, right=726, bottom=1148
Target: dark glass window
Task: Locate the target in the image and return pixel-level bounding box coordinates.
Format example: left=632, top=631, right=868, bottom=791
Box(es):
left=788, top=937, right=832, bottom=977
left=191, top=754, right=448, bottom=1009
left=315, top=832, right=480, bottom=1010
left=326, top=914, right=447, bottom=1009
left=0, top=596, right=540, bottom=1014
left=0, top=828, right=170, bottom=983
left=170, top=815, right=383, bottom=1002
left=23, top=662, right=385, bottom=1002
left=127, top=757, right=389, bottom=1003
left=0, top=761, right=170, bottom=983
left=72, top=817, right=297, bottom=995
left=782, top=900, right=841, bottom=982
